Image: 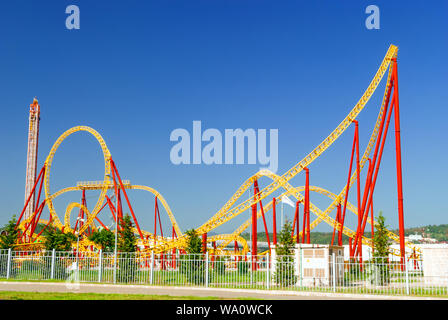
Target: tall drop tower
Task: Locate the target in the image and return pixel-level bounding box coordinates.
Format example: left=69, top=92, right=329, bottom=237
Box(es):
left=24, top=98, right=41, bottom=220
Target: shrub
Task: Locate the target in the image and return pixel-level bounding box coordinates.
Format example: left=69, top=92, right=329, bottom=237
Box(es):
left=213, top=256, right=226, bottom=275
left=237, top=259, right=250, bottom=274
left=274, top=220, right=297, bottom=286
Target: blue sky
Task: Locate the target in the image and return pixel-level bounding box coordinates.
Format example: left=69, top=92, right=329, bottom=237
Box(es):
left=0, top=1, right=447, bottom=235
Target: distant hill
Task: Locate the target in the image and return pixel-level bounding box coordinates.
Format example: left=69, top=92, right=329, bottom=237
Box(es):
left=241, top=224, right=448, bottom=244
left=402, top=224, right=448, bottom=242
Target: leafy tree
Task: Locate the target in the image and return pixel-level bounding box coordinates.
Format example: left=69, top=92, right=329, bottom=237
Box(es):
left=116, top=214, right=138, bottom=283
left=180, top=229, right=206, bottom=285
left=373, top=212, right=391, bottom=258
left=184, top=229, right=202, bottom=254
left=274, top=220, right=297, bottom=286
left=276, top=220, right=296, bottom=256
left=371, top=211, right=391, bottom=285
left=42, top=225, right=76, bottom=251
left=118, top=214, right=137, bottom=253
left=0, top=216, right=19, bottom=250
left=88, top=227, right=115, bottom=252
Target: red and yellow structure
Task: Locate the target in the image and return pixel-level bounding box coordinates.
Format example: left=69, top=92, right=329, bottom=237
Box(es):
left=13, top=44, right=420, bottom=263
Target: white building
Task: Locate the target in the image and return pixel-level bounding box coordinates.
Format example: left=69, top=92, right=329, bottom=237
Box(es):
left=270, top=244, right=344, bottom=287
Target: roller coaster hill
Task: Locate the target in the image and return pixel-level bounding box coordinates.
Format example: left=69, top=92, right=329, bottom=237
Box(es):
left=14, top=44, right=420, bottom=266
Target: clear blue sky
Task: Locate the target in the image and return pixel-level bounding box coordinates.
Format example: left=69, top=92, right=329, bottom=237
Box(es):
left=0, top=1, right=447, bottom=235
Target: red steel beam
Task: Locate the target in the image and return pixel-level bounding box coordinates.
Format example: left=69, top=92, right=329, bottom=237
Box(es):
left=339, top=129, right=357, bottom=247
left=16, top=166, right=45, bottom=227
left=272, top=197, right=277, bottom=246
left=305, top=167, right=310, bottom=244
left=353, top=84, right=395, bottom=255
left=110, top=159, right=144, bottom=240
left=254, top=181, right=271, bottom=254
left=251, top=182, right=258, bottom=270
left=291, top=201, right=300, bottom=244
left=202, top=232, right=207, bottom=254
left=391, top=58, right=406, bottom=265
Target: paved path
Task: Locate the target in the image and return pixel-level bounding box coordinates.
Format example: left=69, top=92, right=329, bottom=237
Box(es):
left=0, top=281, right=439, bottom=300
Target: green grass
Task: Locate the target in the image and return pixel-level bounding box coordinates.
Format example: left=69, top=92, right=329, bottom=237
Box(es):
left=0, top=290, right=257, bottom=300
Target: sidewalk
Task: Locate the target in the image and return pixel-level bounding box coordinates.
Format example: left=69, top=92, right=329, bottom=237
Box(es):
left=0, top=281, right=443, bottom=300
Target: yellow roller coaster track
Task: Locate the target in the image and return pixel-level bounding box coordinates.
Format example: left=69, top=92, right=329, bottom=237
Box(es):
left=151, top=44, right=418, bottom=256
left=17, top=44, right=419, bottom=258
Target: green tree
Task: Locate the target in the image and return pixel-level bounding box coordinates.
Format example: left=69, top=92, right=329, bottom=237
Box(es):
left=88, top=227, right=115, bottom=252
left=116, top=214, right=138, bottom=283
left=274, top=220, right=297, bottom=286
left=42, top=225, right=76, bottom=251
left=0, top=216, right=19, bottom=250
left=180, top=229, right=206, bottom=285
left=118, top=214, right=137, bottom=253
left=184, top=229, right=202, bottom=254
left=371, top=211, right=390, bottom=285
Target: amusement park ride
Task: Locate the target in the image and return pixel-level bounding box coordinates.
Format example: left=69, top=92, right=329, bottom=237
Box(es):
left=14, top=44, right=420, bottom=264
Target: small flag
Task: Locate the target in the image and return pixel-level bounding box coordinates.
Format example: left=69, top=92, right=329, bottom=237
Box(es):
left=281, top=195, right=295, bottom=208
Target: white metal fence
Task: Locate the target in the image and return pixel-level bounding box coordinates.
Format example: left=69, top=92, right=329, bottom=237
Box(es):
left=0, top=249, right=446, bottom=297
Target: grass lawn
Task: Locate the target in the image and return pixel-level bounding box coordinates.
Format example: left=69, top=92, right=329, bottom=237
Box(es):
left=0, top=290, right=256, bottom=300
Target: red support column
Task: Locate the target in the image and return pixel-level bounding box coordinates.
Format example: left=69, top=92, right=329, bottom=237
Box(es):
left=24, top=200, right=46, bottom=239
left=81, top=190, right=87, bottom=234
left=272, top=198, right=277, bottom=246
left=30, top=167, right=45, bottom=234
left=172, top=226, right=176, bottom=269
left=392, top=57, right=406, bottom=265
left=331, top=203, right=342, bottom=246
left=370, top=176, right=375, bottom=248
left=292, top=201, right=300, bottom=244
left=29, top=199, right=46, bottom=237
left=251, top=182, right=258, bottom=270
left=234, top=240, right=239, bottom=260
left=349, top=237, right=353, bottom=258
left=352, top=76, right=397, bottom=257
left=353, top=121, right=363, bottom=264
left=110, top=160, right=144, bottom=240
left=339, top=129, right=357, bottom=246
left=212, top=241, right=216, bottom=267
left=254, top=181, right=271, bottom=254
left=305, top=167, right=310, bottom=244
left=302, top=200, right=307, bottom=244
left=106, top=195, right=117, bottom=222
left=35, top=212, right=52, bottom=238
left=110, top=162, right=121, bottom=230
left=16, top=166, right=45, bottom=227
left=351, top=73, right=394, bottom=257
left=358, top=158, right=375, bottom=250
left=202, top=233, right=207, bottom=254
left=154, top=197, right=158, bottom=248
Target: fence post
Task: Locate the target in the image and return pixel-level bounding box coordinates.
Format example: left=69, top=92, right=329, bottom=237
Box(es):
left=50, top=249, right=56, bottom=279
left=266, top=253, right=270, bottom=290
left=205, top=252, right=209, bottom=288
left=6, top=248, right=12, bottom=279
left=332, top=253, right=336, bottom=292
left=98, top=250, right=103, bottom=283
left=405, top=253, right=410, bottom=295
left=149, top=251, right=154, bottom=285
left=249, top=253, right=253, bottom=285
